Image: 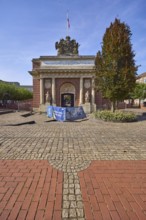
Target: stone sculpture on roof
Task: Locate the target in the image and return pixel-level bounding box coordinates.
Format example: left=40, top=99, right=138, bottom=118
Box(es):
left=55, top=36, right=79, bottom=56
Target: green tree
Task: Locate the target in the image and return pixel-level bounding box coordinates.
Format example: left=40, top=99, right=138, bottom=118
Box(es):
left=95, top=18, right=138, bottom=112
left=130, top=83, right=146, bottom=107
left=15, top=87, right=33, bottom=101
left=0, top=81, right=33, bottom=101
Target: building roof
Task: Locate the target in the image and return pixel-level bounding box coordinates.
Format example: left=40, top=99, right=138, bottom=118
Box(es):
left=29, top=55, right=96, bottom=77
left=137, top=72, right=146, bottom=79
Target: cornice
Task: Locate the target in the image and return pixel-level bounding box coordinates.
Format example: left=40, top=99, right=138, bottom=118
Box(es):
left=32, top=55, right=95, bottom=62
left=39, top=72, right=95, bottom=78
left=30, top=68, right=95, bottom=74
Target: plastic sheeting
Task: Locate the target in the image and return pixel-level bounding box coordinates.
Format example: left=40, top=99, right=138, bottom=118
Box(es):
left=47, top=106, right=86, bottom=121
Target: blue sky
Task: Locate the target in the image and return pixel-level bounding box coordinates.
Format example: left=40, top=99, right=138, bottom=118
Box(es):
left=0, top=0, right=146, bottom=85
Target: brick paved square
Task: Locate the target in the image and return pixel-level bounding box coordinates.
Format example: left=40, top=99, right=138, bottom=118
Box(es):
left=0, top=112, right=146, bottom=219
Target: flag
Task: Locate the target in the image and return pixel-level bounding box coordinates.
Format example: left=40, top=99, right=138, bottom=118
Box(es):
left=67, top=12, right=70, bottom=29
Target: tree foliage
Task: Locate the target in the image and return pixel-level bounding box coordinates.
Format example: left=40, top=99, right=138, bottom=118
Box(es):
left=95, top=18, right=138, bottom=112
left=130, top=83, right=146, bottom=100
left=0, top=81, right=33, bottom=101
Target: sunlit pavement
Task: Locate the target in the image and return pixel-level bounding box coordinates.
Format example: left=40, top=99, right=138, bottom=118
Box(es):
left=0, top=111, right=146, bottom=219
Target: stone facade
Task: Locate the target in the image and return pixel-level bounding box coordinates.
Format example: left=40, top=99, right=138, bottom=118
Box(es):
left=29, top=58, right=98, bottom=113
left=136, top=72, right=146, bottom=109
left=28, top=36, right=107, bottom=113
left=137, top=72, right=146, bottom=84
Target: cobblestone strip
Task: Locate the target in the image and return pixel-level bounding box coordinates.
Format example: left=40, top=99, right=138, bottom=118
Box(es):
left=47, top=153, right=92, bottom=220
left=62, top=172, right=85, bottom=220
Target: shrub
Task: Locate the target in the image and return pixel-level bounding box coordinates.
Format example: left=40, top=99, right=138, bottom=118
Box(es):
left=94, top=110, right=137, bottom=122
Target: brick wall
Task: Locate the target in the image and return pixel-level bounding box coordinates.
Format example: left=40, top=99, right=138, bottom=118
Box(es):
left=33, top=78, right=40, bottom=108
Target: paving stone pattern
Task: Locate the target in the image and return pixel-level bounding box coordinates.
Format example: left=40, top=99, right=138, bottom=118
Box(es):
left=79, top=160, right=146, bottom=220
left=0, top=112, right=146, bottom=219
left=0, top=160, right=63, bottom=220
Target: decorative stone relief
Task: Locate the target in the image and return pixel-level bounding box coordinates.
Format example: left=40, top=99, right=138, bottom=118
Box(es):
left=84, top=79, right=91, bottom=89
left=45, top=91, right=51, bottom=103
left=33, top=61, right=40, bottom=69
left=85, top=90, right=90, bottom=103
left=55, top=36, right=79, bottom=56
left=60, top=83, right=75, bottom=94
left=45, top=79, right=52, bottom=89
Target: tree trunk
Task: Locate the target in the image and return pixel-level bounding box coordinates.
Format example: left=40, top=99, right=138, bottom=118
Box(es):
left=111, top=101, right=116, bottom=112
left=139, top=99, right=141, bottom=108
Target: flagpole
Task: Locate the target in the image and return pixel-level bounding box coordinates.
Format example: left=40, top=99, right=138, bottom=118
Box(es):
left=67, top=11, right=68, bottom=36
left=66, top=10, right=70, bottom=36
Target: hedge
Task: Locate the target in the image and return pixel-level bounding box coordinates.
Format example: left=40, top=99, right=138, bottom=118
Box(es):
left=94, top=110, right=137, bottom=122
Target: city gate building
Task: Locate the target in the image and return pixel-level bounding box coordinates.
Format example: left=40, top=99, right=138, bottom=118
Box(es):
left=29, top=36, right=105, bottom=113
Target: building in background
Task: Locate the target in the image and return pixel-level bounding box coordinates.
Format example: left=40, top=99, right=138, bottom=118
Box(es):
left=0, top=80, right=33, bottom=92
left=136, top=72, right=146, bottom=108
left=136, top=72, right=146, bottom=84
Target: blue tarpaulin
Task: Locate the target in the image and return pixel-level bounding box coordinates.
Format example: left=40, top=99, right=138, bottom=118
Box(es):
left=47, top=106, right=86, bottom=121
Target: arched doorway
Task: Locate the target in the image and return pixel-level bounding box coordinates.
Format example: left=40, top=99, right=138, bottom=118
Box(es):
left=60, top=83, right=75, bottom=107
left=61, top=93, right=74, bottom=107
